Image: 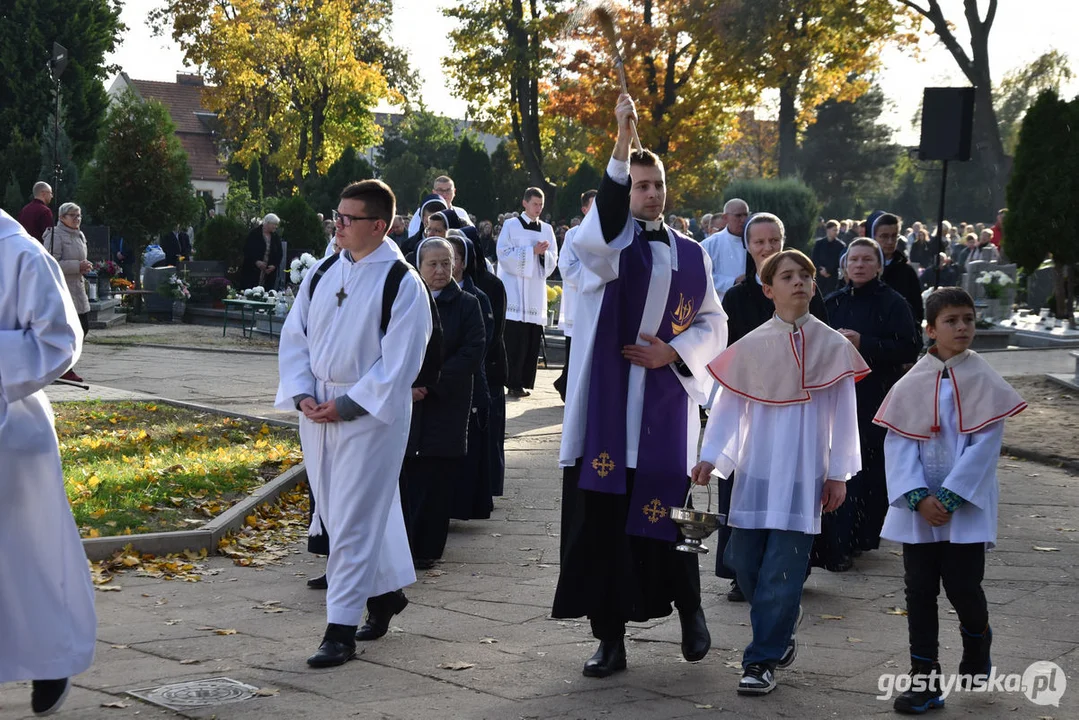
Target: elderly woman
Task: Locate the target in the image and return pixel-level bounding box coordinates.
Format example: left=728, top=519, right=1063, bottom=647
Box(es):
left=406, top=237, right=486, bottom=568
left=43, top=202, right=92, bottom=382
left=240, top=213, right=282, bottom=289
left=811, top=237, right=921, bottom=572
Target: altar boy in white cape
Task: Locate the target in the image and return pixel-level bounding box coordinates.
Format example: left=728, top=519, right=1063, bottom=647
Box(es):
left=0, top=209, right=96, bottom=716
left=873, top=287, right=1025, bottom=714
left=553, top=94, right=728, bottom=679
left=276, top=180, right=432, bottom=668
left=694, top=249, right=868, bottom=697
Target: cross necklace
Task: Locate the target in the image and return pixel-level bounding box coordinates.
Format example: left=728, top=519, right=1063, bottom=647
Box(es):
left=336, top=258, right=353, bottom=307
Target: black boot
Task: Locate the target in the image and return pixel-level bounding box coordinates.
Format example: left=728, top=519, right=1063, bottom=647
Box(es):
left=726, top=579, right=745, bottom=602
left=958, top=625, right=992, bottom=689
left=893, top=658, right=944, bottom=715
left=582, top=638, right=627, bottom=678
left=306, top=573, right=327, bottom=590
left=31, top=678, right=70, bottom=716
left=307, top=623, right=357, bottom=668
left=355, top=590, right=409, bottom=641
left=678, top=606, right=711, bottom=662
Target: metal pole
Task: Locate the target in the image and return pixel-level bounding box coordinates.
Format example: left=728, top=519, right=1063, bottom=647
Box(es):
left=52, top=76, right=61, bottom=216
left=933, top=159, right=948, bottom=289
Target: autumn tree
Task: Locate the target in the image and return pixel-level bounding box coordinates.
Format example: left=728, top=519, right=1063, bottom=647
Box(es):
left=548, top=0, right=757, bottom=209
left=153, top=0, right=414, bottom=186
left=445, top=0, right=566, bottom=200
left=714, top=0, right=915, bottom=177
left=895, top=0, right=1009, bottom=213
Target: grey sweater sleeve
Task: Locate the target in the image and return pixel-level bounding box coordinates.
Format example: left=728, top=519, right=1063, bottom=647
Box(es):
left=293, top=393, right=315, bottom=410
left=334, top=394, right=369, bottom=421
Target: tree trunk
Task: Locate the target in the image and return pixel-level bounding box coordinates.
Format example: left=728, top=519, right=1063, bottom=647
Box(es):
left=507, top=0, right=555, bottom=204
left=308, top=92, right=327, bottom=179
left=968, top=36, right=1009, bottom=213
left=778, top=79, right=798, bottom=177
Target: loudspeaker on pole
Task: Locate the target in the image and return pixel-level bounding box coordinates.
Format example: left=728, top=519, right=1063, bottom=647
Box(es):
left=918, top=87, right=975, bottom=162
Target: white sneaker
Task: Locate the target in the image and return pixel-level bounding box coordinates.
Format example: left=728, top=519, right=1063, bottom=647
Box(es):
left=777, top=605, right=804, bottom=669
left=738, top=663, right=777, bottom=695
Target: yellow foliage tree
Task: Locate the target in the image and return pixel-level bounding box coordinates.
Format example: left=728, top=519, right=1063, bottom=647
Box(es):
left=152, top=0, right=409, bottom=185
left=710, top=0, right=919, bottom=177
left=547, top=0, right=756, bottom=209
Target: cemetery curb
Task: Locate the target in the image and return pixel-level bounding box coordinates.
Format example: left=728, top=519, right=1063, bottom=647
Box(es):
left=1003, top=446, right=1079, bottom=475
left=81, top=463, right=307, bottom=562
left=88, top=340, right=278, bottom=357
left=79, top=398, right=303, bottom=561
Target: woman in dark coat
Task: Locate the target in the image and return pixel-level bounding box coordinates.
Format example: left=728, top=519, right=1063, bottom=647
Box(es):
left=810, top=237, right=921, bottom=572
left=711, top=213, right=830, bottom=601
left=239, top=214, right=283, bottom=290
left=406, top=238, right=486, bottom=566
left=463, top=225, right=509, bottom=497
left=446, top=231, right=495, bottom=521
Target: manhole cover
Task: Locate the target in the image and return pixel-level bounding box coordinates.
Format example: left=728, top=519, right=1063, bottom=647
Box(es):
left=128, top=677, right=261, bottom=711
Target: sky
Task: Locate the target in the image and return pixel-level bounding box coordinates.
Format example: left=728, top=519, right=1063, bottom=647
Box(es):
left=107, top=0, right=1079, bottom=146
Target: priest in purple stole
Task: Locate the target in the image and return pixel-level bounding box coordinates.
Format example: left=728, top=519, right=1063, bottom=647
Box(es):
left=552, top=94, right=729, bottom=678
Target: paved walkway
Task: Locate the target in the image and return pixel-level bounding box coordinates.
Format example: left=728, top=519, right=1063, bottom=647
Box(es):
left=2, top=343, right=1076, bottom=719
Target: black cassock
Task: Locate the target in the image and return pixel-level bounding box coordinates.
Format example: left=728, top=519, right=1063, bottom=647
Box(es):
left=712, top=276, right=829, bottom=579
left=810, top=278, right=921, bottom=570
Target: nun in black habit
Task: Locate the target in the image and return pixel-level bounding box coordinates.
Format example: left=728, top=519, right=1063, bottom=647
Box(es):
left=810, top=237, right=921, bottom=571
left=711, top=213, right=829, bottom=600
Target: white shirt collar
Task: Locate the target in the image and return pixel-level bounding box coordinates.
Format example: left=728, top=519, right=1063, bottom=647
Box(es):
left=635, top=217, right=665, bottom=232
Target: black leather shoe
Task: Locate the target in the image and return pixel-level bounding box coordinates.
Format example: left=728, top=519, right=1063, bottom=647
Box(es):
left=31, top=678, right=70, bottom=716
left=553, top=375, right=567, bottom=402
left=306, top=573, right=327, bottom=590
left=306, top=639, right=356, bottom=668
left=726, top=580, right=746, bottom=602
left=356, top=590, right=409, bottom=641
left=582, top=639, right=627, bottom=678
left=679, top=606, right=711, bottom=662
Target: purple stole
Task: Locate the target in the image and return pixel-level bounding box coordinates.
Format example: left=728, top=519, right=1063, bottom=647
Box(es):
left=579, top=224, right=707, bottom=541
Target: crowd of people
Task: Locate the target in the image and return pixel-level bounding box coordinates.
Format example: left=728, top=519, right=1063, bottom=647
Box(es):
left=3, top=93, right=1028, bottom=717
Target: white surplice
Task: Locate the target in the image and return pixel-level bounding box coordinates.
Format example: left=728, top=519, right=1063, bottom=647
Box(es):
left=701, top=378, right=860, bottom=534
left=0, top=210, right=96, bottom=683
left=497, top=215, right=558, bottom=325
left=275, top=238, right=431, bottom=626
left=557, top=225, right=582, bottom=336
left=559, top=158, right=728, bottom=474
left=700, top=228, right=747, bottom=298
left=880, top=379, right=1004, bottom=549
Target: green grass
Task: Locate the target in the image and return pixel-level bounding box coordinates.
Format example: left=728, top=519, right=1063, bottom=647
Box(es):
left=55, top=401, right=302, bottom=538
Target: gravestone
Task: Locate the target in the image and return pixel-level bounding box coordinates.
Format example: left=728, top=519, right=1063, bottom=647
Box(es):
left=1027, top=266, right=1055, bottom=310
left=83, top=225, right=110, bottom=263
left=963, top=261, right=1017, bottom=310
left=179, top=260, right=228, bottom=304
left=142, top=266, right=178, bottom=319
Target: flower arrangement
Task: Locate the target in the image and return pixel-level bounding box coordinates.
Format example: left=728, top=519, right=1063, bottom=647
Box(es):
left=242, top=286, right=277, bottom=303
left=94, top=260, right=121, bottom=278
left=206, top=277, right=232, bottom=301
left=975, top=269, right=1013, bottom=299
left=110, top=278, right=135, bottom=291
left=546, top=284, right=563, bottom=303
left=289, top=253, right=319, bottom=284
left=158, top=274, right=191, bottom=301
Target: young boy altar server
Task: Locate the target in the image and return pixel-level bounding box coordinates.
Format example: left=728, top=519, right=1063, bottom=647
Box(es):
left=693, top=249, right=868, bottom=696
left=874, top=288, right=1025, bottom=714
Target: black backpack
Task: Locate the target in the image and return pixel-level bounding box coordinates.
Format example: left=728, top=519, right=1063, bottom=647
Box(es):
left=308, top=254, right=442, bottom=388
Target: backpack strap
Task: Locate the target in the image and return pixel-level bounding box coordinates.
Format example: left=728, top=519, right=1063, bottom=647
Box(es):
left=307, top=252, right=341, bottom=300
left=380, top=260, right=410, bottom=334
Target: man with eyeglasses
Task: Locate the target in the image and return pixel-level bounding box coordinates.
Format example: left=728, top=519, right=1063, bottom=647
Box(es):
left=868, top=210, right=924, bottom=326
left=700, top=198, right=751, bottom=302
left=277, top=180, right=433, bottom=669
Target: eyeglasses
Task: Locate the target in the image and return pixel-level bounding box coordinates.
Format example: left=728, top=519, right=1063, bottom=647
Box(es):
left=333, top=210, right=381, bottom=227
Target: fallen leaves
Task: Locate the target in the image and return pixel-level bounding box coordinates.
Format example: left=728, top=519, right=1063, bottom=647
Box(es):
left=179, top=659, right=200, bottom=665
left=1033, top=546, right=1060, bottom=552
left=214, top=628, right=238, bottom=636
left=847, top=637, right=863, bottom=643
left=885, top=607, right=909, bottom=616
left=218, top=485, right=309, bottom=568
left=101, top=701, right=129, bottom=709
left=479, top=638, right=498, bottom=644
left=819, top=614, right=844, bottom=620
left=91, top=544, right=214, bottom=586
left=254, top=687, right=280, bottom=697
left=438, top=661, right=475, bottom=671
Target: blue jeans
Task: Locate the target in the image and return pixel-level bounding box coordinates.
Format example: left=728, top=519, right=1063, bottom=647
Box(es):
left=725, top=527, right=814, bottom=668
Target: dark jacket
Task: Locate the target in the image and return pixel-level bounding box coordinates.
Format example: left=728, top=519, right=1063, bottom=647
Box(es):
left=825, top=278, right=921, bottom=453
left=810, top=236, right=846, bottom=297
left=462, top=276, right=492, bottom=413
left=722, top=275, right=829, bottom=345
left=407, top=279, right=485, bottom=457
left=240, top=224, right=283, bottom=289
left=463, top=226, right=508, bottom=388
left=881, top=250, right=924, bottom=326
left=908, top=240, right=933, bottom=269
left=17, top=198, right=53, bottom=242
left=160, top=230, right=192, bottom=266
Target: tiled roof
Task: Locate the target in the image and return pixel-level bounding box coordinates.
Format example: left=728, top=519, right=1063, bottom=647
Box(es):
left=128, top=77, right=211, bottom=135
left=125, top=75, right=226, bottom=182
left=177, top=133, right=225, bottom=182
